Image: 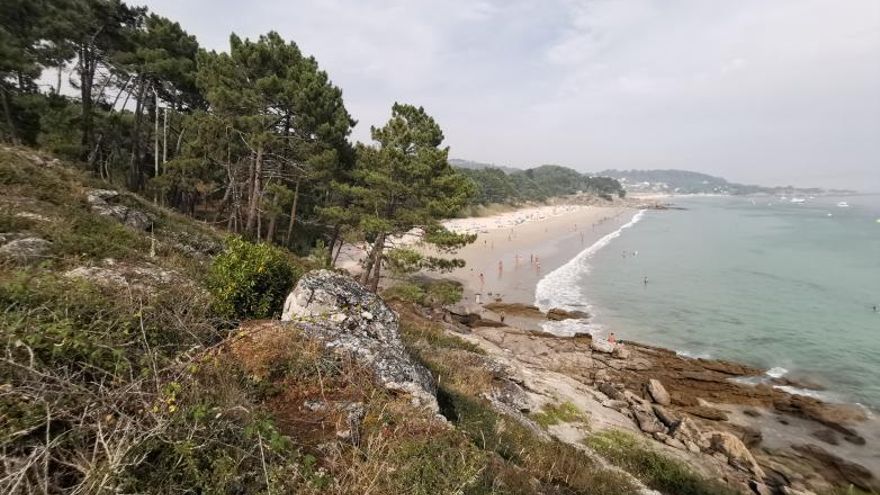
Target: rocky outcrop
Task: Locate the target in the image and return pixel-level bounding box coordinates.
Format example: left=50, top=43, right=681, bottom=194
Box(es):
left=64, top=259, right=184, bottom=292
left=86, top=188, right=151, bottom=230
left=684, top=405, right=729, bottom=421
left=0, top=237, right=51, bottom=263
left=458, top=319, right=875, bottom=494
left=546, top=308, right=589, bottom=321
left=281, top=270, right=438, bottom=412
left=647, top=379, right=671, bottom=405
left=590, top=339, right=615, bottom=354
left=792, top=444, right=878, bottom=492
left=705, top=431, right=765, bottom=479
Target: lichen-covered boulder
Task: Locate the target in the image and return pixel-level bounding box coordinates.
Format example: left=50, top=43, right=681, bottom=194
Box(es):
left=281, top=270, right=438, bottom=412
left=86, top=188, right=151, bottom=230
left=0, top=237, right=51, bottom=263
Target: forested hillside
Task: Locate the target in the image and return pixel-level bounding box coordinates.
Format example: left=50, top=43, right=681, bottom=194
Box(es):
left=459, top=165, right=626, bottom=205
left=2, top=0, right=486, bottom=288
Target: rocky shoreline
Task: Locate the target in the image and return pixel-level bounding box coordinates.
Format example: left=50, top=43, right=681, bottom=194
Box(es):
left=443, top=302, right=880, bottom=494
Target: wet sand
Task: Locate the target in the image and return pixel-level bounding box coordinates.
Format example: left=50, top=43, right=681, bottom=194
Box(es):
left=440, top=205, right=635, bottom=307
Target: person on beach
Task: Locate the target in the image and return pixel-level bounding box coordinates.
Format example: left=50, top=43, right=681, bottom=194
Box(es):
left=607, top=332, right=616, bottom=344
left=498, top=260, right=503, bottom=278
left=479, top=272, right=485, bottom=290
left=500, top=312, right=506, bottom=324
left=643, top=276, right=648, bottom=285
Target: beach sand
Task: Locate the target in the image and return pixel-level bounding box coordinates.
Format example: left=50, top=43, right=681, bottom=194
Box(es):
left=437, top=205, right=636, bottom=307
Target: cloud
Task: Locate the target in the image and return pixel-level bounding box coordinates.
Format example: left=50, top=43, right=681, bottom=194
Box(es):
left=140, top=0, right=880, bottom=190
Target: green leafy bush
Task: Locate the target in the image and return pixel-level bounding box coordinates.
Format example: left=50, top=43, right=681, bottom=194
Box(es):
left=209, top=237, right=301, bottom=320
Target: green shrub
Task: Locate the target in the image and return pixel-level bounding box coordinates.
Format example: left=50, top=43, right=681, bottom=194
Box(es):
left=585, top=429, right=740, bottom=495
left=208, top=237, right=301, bottom=320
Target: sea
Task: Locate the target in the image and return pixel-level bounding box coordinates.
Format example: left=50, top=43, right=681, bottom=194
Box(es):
left=535, top=194, right=880, bottom=409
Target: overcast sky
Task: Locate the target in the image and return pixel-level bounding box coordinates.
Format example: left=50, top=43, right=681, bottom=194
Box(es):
left=138, top=0, right=880, bottom=191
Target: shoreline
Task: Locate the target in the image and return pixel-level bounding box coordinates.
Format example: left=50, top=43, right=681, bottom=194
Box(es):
left=446, top=202, right=877, bottom=413
left=440, top=204, right=638, bottom=308
left=443, top=201, right=879, bottom=481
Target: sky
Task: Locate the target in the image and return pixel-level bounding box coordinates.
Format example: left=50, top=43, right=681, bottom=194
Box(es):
left=137, top=0, right=880, bottom=191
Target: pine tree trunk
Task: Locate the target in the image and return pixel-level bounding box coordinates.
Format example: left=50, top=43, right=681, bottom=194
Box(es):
left=360, top=233, right=385, bottom=289
left=284, top=178, right=301, bottom=246
left=368, top=239, right=385, bottom=292
left=327, top=225, right=341, bottom=260
left=79, top=48, right=93, bottom=163
left=245, top=144, right=263, bottom=236
left=0, top=87, right=20, bottom=146
left=266, top=191, right=279, bottom=243
left=162, top=107, right=169, bottom=164
left=129, top=78, right=146, bottom=190
left=153, top=88, right=160, bottom=202
left=332, top=237, right=344, bottom=267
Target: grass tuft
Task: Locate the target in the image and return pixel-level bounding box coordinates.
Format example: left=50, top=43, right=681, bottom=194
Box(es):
left=585, top=429, right=741, bottom=495
left=532, top=401, right=590, bottom=428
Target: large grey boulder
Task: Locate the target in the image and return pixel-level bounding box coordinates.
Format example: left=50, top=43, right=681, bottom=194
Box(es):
left=281, top=270, right=438, bottom=413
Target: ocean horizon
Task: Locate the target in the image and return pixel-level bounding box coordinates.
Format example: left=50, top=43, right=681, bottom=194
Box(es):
left=536, top=194, right=880, bottom=409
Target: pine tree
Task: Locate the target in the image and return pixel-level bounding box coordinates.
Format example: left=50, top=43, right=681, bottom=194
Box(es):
left=339, top=103, right=476, bottom=291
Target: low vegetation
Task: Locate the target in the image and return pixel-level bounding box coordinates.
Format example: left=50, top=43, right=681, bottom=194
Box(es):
left=532, top=401, right=590, bottom=428
left=585, top=429, right=741, bottom=495
left=1, top=149, right=759, bottom=494
left=3, top=148, right=636, bottom=494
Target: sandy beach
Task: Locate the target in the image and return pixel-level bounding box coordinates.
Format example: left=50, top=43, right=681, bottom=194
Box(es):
left=438, top=204, right=636, bottom=307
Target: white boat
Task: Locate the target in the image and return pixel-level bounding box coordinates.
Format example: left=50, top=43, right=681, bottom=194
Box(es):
left=837, top=201, right=850, bottom=208
left=790, top=198, right=805, bottom=203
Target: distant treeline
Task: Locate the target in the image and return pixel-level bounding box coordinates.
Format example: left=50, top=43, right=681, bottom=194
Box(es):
left=459, top=165, right=626, bottom=205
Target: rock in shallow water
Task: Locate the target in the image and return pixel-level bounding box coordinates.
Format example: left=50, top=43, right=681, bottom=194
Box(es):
left=281, top=270, right=438, bottom=413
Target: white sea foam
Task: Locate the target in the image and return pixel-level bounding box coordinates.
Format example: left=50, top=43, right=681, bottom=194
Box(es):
left=772, top=385, right=831, bottom=401
left=766, top=366, right=789, bottom=379
left=676, top=350, right=713, bottom=360
left=534, top=209, right=646, bottom=315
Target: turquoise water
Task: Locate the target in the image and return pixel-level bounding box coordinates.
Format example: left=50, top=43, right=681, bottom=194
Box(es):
left=537, top=195, right=880, bottom=408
